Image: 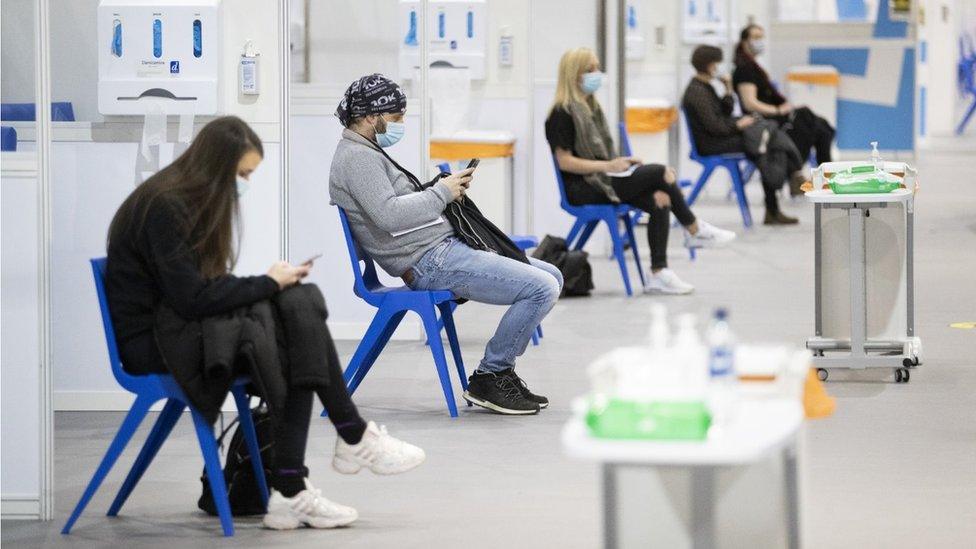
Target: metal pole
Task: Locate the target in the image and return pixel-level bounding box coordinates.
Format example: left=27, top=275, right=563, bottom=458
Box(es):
left=616, top=0, right=626, bottom=127
left=602, top=464, right=618, bottom=549
left=597, top=0, right=607, bottom=68
left=281, top=1, right=290, bottom=261
left=303, top=0, right=311, bottom=83
left=421, top=0, right=430, bottom=179
left=34, top=0, right=54, bottom=521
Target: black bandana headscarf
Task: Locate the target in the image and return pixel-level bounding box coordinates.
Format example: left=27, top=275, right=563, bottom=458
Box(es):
left=335, top=73, right=407, bottom=127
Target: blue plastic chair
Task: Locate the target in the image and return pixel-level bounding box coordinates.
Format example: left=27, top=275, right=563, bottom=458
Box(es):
left=956, top=34, right=976, bottom=135
left=682, top=109, right=756, bottom=228
left=0, top=101, right=75, bottom=122
left=331, top=208, right=467, bottom=417
left=0, top=126, right=15, bottom=151
left=552, top=154, right=646, bottom=296
left=62, top=258, right=268, bottom=537
left=433, top=162, right=543, bottom=345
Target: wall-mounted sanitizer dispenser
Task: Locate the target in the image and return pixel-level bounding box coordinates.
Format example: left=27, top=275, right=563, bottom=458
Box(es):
left=98, top=0, right=221, bottom=115
left=399, top=0, right=487, bottom=80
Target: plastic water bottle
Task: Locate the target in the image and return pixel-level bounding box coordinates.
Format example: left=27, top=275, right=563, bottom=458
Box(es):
left=708, top=308, right=735, bottom=381
left=707, top=308, right=737, bottom=431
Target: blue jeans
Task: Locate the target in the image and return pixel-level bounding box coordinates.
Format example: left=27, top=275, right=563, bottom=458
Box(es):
left=406, top=237, right=563, bottom=373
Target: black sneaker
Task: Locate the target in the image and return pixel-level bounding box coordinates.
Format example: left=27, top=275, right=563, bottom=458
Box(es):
left=501, top=369, right=549, bottom=409
left=463, top=371, right=540, bottom=415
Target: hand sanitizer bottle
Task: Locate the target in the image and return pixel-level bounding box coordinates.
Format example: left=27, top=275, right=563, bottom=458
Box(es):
left=870, top=141, right=882, bottom=171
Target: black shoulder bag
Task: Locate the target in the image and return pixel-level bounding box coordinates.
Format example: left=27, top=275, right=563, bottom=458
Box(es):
left=371, top=143, right=529, bottom=265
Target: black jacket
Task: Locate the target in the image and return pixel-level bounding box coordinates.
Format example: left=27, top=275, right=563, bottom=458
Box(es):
left=681, top=78, right=746, bottom=156
left=154, top=284, right=333, bottom=424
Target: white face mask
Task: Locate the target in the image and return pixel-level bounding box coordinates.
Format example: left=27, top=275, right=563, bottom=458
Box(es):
left=236, top=175, right=250, bottom=197
left=750, top=39, right=766, bottom=56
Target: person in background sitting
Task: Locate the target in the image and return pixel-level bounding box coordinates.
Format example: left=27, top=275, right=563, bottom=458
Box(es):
left=546, top=47, right=736, bottom=295
left=682, top=45, right=806, bottom=226
left=330, top=74, right=562, bottom=416
left=733, top=23, right=835, bottom=194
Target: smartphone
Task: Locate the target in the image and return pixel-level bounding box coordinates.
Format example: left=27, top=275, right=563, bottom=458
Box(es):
left=302, top=253, right=322, bottom=265
left=465, top=158, right=480, bottom=171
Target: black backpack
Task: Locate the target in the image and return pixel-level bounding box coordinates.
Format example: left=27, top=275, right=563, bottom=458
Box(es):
left=532, top=235, right=594, bottom=297
left=197, top=403, right=274, bottom=517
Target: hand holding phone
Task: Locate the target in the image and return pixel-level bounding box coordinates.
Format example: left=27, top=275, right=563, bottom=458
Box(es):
left=466, top=158, right=480, bottom=171
left=302, top=253, right=322, bottom=266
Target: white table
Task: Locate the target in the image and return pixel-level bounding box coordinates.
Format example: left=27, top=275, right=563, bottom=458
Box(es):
left=562, top=398, right=804, bottom=549
left=805, top=170, right=922, bottom=383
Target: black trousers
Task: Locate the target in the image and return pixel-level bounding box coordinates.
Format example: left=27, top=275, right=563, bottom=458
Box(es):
left=568, top=164, right=696, bottom=270
left=272, top=320, right=365, bottom=478
left=777, top=106, right=835, bottom=165
left=748, top=124, right=804, bottom=214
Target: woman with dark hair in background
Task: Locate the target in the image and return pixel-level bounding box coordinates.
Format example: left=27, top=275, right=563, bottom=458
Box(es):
left=682, top=45, right=806, bottom=225
left=733, top=23, right=835, bottom=193
left=106, top=116, right=424, bottom=531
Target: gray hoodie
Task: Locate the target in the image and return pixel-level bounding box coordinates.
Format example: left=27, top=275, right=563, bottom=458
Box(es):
left=329, top=129, right=455, bottom=276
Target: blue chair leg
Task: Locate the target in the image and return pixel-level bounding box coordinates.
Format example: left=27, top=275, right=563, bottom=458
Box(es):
left=622, top=212, right=646, bottom=287
left=565, top=218, right=587, bottom=248
left=605, top=216, right=633, bottom=296
left=436, top=301, right=468, bottom=392
left=62, top=394, right=155, bottom=534
left=956, top=97, right=976, bottom=134
left=432, top=300, right=459, bottom=344
left=686, top=164, right=716, bottom=206
left=536, top=325, right=544, bottom=339
left=345, top=308, right=407, bottom=395
left=418, top=302, right=459, bottom=417
left=530, top=330, right=540, bottom=346
left=190, top=409, right=234, bottom=537
left=232, top=386, right=269, bottom=508
left=572, top=220, right=600, bottom=251
left=107, top=398, right=185, bottom=516
left=727, top=162, right=753, bottom=228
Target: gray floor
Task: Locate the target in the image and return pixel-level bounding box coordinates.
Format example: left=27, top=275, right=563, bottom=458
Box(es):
left=4, top=148, right=975, bottom=548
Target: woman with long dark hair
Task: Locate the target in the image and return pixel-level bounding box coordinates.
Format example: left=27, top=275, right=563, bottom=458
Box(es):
left=733, top=23, right=835, bottom=192
left=106, top=116, right=424, bottom=531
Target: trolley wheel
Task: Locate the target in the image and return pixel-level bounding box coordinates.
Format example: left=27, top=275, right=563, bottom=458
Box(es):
left=816, top=368, right=829, bottom=382
left=895, top=368, right=911, bottom=383
left=903, top=357, right=920, bottom=368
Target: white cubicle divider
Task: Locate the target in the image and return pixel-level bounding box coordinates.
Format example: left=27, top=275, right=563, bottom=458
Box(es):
left=1, top=153, right=43, bottom=518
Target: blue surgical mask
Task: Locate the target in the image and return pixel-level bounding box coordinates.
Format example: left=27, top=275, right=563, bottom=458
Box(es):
left=375, top=118, right=405, bottom=148
left=581, top=71, right=604, bottom=94
left=236, top=176, right=250, bottom=197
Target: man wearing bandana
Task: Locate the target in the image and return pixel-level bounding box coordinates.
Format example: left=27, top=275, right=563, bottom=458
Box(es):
left=330, top=74, right=562, bottom=416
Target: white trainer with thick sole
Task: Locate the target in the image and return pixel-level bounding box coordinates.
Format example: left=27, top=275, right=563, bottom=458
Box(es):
left=333, top=420, right=426, bottom=475
left=684, top=220, right=737, bottom=249
left=644, top=268, right=695, bottom=295
left=262, top=479, right=358, bottom=530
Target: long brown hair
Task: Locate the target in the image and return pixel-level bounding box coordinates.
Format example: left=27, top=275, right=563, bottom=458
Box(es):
left=108, top=116, right=263, bottom=277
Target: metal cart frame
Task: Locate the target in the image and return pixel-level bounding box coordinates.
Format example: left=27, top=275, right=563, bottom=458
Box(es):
left=805, top=162, right=923, bottom=383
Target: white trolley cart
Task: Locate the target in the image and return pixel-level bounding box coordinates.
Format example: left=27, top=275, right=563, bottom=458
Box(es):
left=805, top=161, right=922, bottom=383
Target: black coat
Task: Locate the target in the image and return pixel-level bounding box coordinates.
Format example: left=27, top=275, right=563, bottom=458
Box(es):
left=154, top=284, right=333, bottom=423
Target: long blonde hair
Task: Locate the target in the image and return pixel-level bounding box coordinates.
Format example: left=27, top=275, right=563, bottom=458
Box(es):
left=551, top=47, right=600, bottom=114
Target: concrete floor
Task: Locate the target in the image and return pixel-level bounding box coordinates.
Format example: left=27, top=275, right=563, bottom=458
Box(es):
left=4, top=148, right=975, bottom=548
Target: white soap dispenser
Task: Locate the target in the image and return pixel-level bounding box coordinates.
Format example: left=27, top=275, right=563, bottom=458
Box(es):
left=240, top=40, right=260, bottom=96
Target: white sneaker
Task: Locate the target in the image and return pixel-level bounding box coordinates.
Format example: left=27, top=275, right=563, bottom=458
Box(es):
left=644, top=269, right=695, bottom=295
left=685, top=220, right=737, bottom=249
left=262, top=479, right=358, bottom=530
left=333, top=421, right=426, bottom=475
